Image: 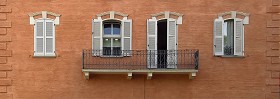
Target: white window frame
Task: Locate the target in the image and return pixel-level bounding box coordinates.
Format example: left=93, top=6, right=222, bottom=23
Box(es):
left=92, top=11, right=132, bottom=57
left=33, top=19, right=56, bottom=57
left=29, top=11, right=60, bottom=57
left=213, top=11, right=249, bottom=57
left=147, top=11, right=183, bottom=69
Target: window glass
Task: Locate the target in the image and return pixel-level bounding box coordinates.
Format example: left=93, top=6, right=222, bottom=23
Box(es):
left=113, top=38, right=121, bottom=55
left=102, top=21, right=122, bottom=56
left=103, top=38, right=111, bottom=47
left=113, top=24, right=121, bottom=35
left=104, top=24, right=111, bottom=35
left=103, top=38, right=111, bottom=55
left=113, top=38, right=121, bottom=47
left=224, top=19, right=234, bottom=55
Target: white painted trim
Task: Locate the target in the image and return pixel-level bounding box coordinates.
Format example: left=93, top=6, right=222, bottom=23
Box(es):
left=29, top=11, right=60, bottom=25
left=217, top=11, right=249, bottom=25
left=231, top=11, right=237, bottom=18
left=213, top=18, right=224, bottom=56
left=127, top=72, right=132, bottom=79
left=150, top=11, right=183, bottom=24
left=147, top=72, right=153, bottom=80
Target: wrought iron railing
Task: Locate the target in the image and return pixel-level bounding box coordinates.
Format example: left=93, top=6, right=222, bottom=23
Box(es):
left=82, top=49, right=199, bottom=70
left=224, top=46, right=234, bottom=55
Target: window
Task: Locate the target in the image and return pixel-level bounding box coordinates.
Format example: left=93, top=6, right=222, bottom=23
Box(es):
left=92, top=11, right=132, bottom=57
left=223, top=19, right=234, bottom=55
left=147, top=11, right=183, bottom=68
left=34, top=19, right=56, bottom=57
left=29, top=11, right=60, bottom=57
left=213, top=11, right=249, bottom=57
left=103, top=22, right=122, bottom=56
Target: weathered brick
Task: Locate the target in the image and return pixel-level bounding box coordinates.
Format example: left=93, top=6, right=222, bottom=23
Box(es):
left=272, top=0, right=280, bottom=6
left=267, top=36, right=280, bottom=42
left=0, top=13, right=6, bottom=20
left=0, top=36, right=11, bottom=42
left=272, top=14, right=280, bottom=20
left=267, top=28, right=280, bottom=35
left=270, top=86, right=280, bottom=93
left=0, top=72, right=6, bottom=78
left=266, top=78, right=280, bottom=86
left=271, top=57, right=280, bottom=63
left=0, top=28, right=6, bottom=35
left=0, top=50, right=11, bottom=57
left=0, top=21, right=11, bottom=28
left=267, top=6, right=280, bottom=13
left=0, top=65, right=11, bottom=71
left=0, top=8, right=11, bottom=13
left=266, top=50, right=280, bottom=56
left=271, top=72, right=280, bottom=78
left=267, top=20, right=280, bottom=27
left=0, top=2, right=5, bottom=6
left=271, top=43, right=279, bottom=50
left=0, top=43, right=6, bottom=49
left=0, top=93, right=12, bottom=99
left=0, top=79, right=11, bottom=86
left=267, top=64, right=280, bottom=71
left=0, top=86, right=6, bottom=93
left=266, top=93, right=280, bottom=99
left=0, top=57, right=6, bottom=64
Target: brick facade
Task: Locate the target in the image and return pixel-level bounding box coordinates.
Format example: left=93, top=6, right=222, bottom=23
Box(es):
left=0, top=0, right=278, bottom=99
left=0, top=0, right=12, bottom=98
left=266, top=0, right=280, bottom=98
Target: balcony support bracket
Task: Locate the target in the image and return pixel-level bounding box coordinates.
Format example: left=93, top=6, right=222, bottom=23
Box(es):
left=127, top=72, right=133, bottom=80
left=147, top=72, right=153, bottom=80
left=84, top=72, right=90, bottom=80
left=189, top=72, right=196, bottom=80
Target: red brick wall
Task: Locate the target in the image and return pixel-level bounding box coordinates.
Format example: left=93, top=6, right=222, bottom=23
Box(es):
left=266, top=0, right=280, bottom=98
left=3, top=0, right=278, bottom=99
left=0, top=0, right=12, bottom=98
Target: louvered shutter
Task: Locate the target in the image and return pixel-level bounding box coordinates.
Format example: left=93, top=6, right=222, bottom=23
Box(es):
left=34, top=20, right=44, bottom=56
left=213, top=18, right=224, bottom=56
left=167, top=19, right=177, bottom=68
left=92, top=19, right=102, bottom=56
left=147, top=19, right=157, bottom=68
left=122, top=19, right=132, bottom=56
left=234, top=18, right=244, bottom=56
left=45, top=20, right=55, bottom=56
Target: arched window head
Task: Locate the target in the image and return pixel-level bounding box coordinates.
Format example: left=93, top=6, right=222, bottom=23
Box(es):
left=217, top=11, right=250, bottom=24
left=150, top=11, right=183, bottom=24
left=28, top=11, right=61, bottom=25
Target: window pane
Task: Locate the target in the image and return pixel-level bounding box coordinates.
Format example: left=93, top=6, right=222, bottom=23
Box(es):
left=113, top=47, right=121, bottom=56
left=104, top=24, right=111, bottom=35
left=103, top=47, right=111, bottom=55
left=224, top=20, right=234, bottom=55
left=113, top=38, right=121, bottom=47
left=113, top=24, right=120, bottom=35
left=103, top=38, right=111, bottom=47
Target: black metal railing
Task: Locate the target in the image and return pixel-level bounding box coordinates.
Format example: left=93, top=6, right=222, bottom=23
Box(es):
left=224, top=46, right=234, bottom=55
left=82, top=49, right=199, bottom=70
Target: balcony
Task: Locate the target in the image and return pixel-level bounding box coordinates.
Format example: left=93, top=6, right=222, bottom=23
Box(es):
left=82, top=49, right=199, bottom=80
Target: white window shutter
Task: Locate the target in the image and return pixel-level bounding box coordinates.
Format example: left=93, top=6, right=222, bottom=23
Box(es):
left=45, top=20, right=55, bottom=56
left=34, top=20, right=44, bottom=56
left=213, top=18, right=224, bottom=56
left=122, top=19, right=132, bottom=56
left=147, top=19, right=157, bottom=68
left=167, top=19, right=177, bottom=68
left=234, top=18, right=244, bottom=56
left=92, top=19, right=103, bottom=56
